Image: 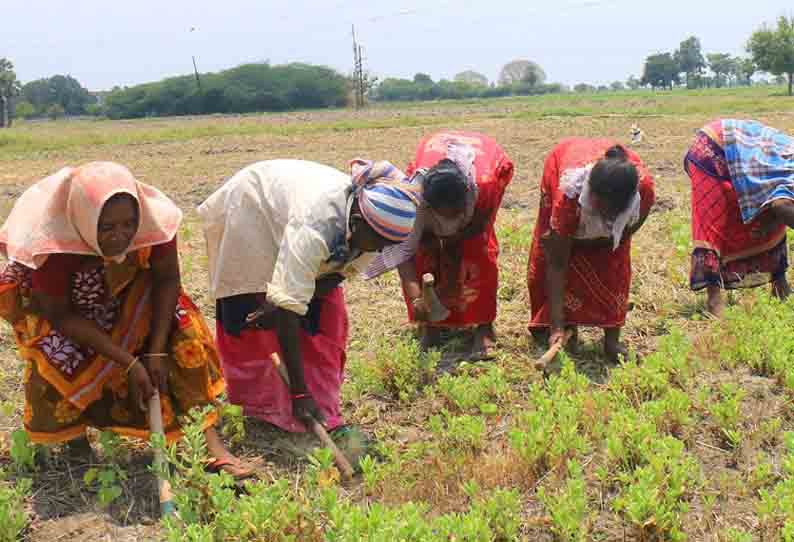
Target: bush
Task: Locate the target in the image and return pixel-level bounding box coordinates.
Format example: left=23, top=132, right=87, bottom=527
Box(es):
left=105, top=62, right=349, bottom=119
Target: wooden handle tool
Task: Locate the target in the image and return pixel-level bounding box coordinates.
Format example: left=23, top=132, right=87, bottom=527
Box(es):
left=270, top=353, right=355, bottom=479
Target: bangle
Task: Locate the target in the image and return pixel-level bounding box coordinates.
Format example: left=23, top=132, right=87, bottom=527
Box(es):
left=290, top=392, right=311, bottom=400
left=125, top=357, right=139, bottom=374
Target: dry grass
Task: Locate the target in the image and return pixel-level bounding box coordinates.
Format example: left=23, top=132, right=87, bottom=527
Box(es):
left=2, top=94, right=794, bottom=541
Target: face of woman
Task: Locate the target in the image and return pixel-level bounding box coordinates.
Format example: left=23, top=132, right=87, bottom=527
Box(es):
left=97, top=196, right=139, bottom=257
left=350, top=217, right=394, bottom=252
left=433, top=204, right=465, bottom=221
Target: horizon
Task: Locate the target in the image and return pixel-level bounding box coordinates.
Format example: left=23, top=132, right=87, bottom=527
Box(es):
left=3, top=0, right=791, bottom=92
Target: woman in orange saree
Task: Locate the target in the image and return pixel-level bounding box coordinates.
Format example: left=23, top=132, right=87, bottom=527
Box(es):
left=0, top=162, right=248, bottom=476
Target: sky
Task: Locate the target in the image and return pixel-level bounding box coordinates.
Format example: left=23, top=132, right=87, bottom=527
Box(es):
left=2, top=0, right=790, bottom=91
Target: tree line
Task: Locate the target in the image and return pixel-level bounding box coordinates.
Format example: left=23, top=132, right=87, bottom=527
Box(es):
left=640, top=16, right=794, bottom=95
left=373, top=60, right=563, bottom=102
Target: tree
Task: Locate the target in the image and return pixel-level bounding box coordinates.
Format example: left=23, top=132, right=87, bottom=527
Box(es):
left=737, top=57, right=757, bottom=85
left=454, top=70, right=488, bottom=86
left=748, top=16, right=794, bottom=96
left=22, top=75, right=95, bottom=116
left=14, top=100, right=35, bottom=119
left=47, top=103, right=65, bottom=120
left=641, top=53, right=680, bottom=90
left=674, top=36, right=706, bottom=88
left=626, top=75, right=642, bottom=90
left=707, top=53, right=735, bottom=87
left=610, top=81, right=625, bottom=91
left=498, top=59, right=546, bottom=87
left=413, top=73, right=433, bottom=85
left=0, top=58, right=21, bottom=128
left=574, top=83, right=596, bottom=93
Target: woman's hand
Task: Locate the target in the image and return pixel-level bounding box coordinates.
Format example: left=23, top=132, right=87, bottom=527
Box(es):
left=130, top=360, right=156, bottom=410
left=292, top=395, right=326, bottom=427
left=143, top=354, right=169, bottom=393
left=411, top=297, right=431, bottom=321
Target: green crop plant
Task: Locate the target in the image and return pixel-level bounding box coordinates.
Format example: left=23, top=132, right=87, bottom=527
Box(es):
left=219, top=403, right=246, bottom=446
left=721, top=527, right=753, bottom=542
left=749, top=453, right=778, bottom=489
left=346, top=335, right=439, bottom=403
left=433, top=365, right=509, bottom=414
left=755, top=432, right=794, bottom=538
left=0, top=472, right=31, bottom=542
left=509, top=360, right=595, bottom=475
left=613, top=436, right=700, bottom=541
left=428, top=411, right=487, bottom=453
left=605, top=406, right=659, bottom=471
left=710, top=383, right=747, bottom=447
left=641, top=388, right=693, bottom=437
left=538, top=460, right=591, bottom=542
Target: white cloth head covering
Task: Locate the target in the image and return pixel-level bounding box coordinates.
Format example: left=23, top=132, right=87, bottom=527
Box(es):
left=0, top=162, right=182, bottom=268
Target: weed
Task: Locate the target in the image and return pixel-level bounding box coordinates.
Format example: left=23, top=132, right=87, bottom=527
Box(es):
left=9, top=429, right=37, bottom=472
left=83, top=466, right=126, bottom=508
left=83, top=431, right=128, bottom=508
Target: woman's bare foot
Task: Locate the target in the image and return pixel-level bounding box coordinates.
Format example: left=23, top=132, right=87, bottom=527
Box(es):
left=773, top=276, right=791, bottom=300
left=64, top=435, right=94, bottom=461
left=706, top=284, right=725, bottom=317
left=469, top=323, right=496, bottom=360
left=204, top=426, right=253, bottom=479
left=604, top=328, right=628, bottom=364
left=530, top=326, right=578, bottom=353
left=420, top=326, right=443, bottom=351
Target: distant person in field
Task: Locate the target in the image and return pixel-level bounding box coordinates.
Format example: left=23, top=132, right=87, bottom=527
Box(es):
left=199, top=160, right=419, bottom=433
left=686, top=119, right=794, bottom=316
left=364, top=131, right=514, bottom=360
left=0, top=163, right=251, bottom=478
left=527, top=140, right=655, bottom=363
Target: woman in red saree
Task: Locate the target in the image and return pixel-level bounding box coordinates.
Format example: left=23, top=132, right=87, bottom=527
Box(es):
left=686, top=120, right=794, bottom=316
left=0, top=162, right=249, bottom=476
left=365, top=131, right=514, bottom=359
left=527, top=139, right=655, bottom=362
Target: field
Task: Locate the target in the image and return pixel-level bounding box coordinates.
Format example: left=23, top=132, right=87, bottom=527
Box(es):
left=2, top=87, right=794, bottom=541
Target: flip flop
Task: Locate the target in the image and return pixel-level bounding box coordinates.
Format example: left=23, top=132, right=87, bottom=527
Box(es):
left=205, top=457, right=256, bottom=481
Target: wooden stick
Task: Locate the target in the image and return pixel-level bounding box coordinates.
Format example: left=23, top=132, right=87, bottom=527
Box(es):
left=148, top=393, right=176, bottom=516
left=270, top=353, right=355, bottom=479
left=534, top=330, right=574, bottom=371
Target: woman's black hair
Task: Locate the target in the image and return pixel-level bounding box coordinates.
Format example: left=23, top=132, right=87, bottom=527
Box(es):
left=420, top=158, right=468, bottom=209
left=589, top=145, right=638, bottom=216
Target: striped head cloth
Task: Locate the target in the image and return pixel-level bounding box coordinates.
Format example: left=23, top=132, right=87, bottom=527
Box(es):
left=350, top=159, right=420, bottom=242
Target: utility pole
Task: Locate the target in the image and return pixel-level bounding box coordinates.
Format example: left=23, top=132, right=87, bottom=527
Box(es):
left=192, top=56, right=202, bottom=91
left=351, top=25, right=365, bottom=109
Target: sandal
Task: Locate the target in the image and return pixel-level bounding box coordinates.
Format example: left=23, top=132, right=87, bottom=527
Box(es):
left=205, top=457, right=256, bottom=480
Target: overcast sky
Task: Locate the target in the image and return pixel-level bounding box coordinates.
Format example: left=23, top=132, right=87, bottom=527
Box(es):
left=2, top=0, right=790, bottom=90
